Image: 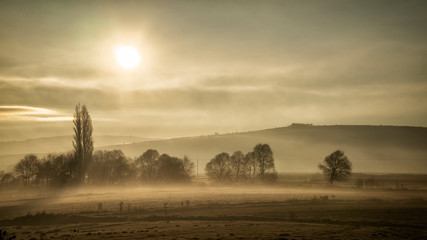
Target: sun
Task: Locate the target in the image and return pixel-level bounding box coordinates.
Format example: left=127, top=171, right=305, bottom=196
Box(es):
left=114, top=45, right=141, bottom=69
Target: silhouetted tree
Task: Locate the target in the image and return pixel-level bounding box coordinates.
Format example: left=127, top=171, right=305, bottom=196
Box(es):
left=183, top=155, right=195, bottom=177
left=253, top=143, right=276, bottom=180
left=73, top=103, right=93, bottom=184
left=73, top=104, right=83, bottom=183
left=245, top=151, right=257, bottom=181
left=36, top=155, right=55, bottom=185
left=34, top=153, right=75, bottom=187
left=54, top=152, right=76, bottom=186
left=319, top=150, right=352, bottom=185
left=230, top=151, right=246, bottom=181
left=81, top=105, right=94, bottom=182
left=1, top=172, right=17, bottom=185
left=88, top=150, right=132, bottom=184
left=205, top=152, right=232, bottom=182
left=14, top=154, right=40, bottom=186
left=87, top=150, right=108, bottom=183
left=157, top=154, right=193, bottom=182
left=33, top=153, right=75, bottom=186
left=135, top=149, right=159, bottom=181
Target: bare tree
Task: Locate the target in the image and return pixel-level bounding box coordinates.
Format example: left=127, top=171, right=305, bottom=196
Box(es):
left=253, top=144, right=275, bottom=180
left=135, top=149, right=159, bottom=180
left=88, top=150, right=132, bottom=184
left=319, top=150, right=352, bottom=185
left=157, top=154, right=193, bottom=182
left=183, top=155, right=195, bottom=177
left=50, top=152, right=76, bottom=186
left=205, top=152, right=233, bottom=182
left=245, top=151, right=257, bottom=181
left=36, top=156, right=54, bottom=185
left=14, top=154, right=40, bottom=186
left=230, top=151, right=246, bottom=181
left=1, top=172, right=17, bottom=185
left=34, top=152, right=76, bottom=186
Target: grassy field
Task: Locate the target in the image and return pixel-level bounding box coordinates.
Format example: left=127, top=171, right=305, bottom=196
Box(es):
left=1, top=174, right=426, bottom=240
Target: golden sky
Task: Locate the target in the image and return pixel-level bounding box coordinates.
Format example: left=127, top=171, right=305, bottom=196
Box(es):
left=0, top=0, right=426, bottom=141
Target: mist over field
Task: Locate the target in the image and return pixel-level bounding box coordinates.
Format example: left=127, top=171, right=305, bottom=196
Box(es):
left=1, top=0, right=427, bottom=239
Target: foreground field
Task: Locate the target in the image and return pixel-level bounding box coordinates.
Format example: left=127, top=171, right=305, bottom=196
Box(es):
left=1, top=178, right=427, bottom=239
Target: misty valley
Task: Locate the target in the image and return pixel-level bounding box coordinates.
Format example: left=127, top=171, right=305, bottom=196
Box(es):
left=1, top=0, right=427, bottom=239
left=0, top=105, right=426, bottom=240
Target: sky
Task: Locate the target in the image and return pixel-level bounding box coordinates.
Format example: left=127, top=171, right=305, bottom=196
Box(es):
left=0, top=0, right=426, bottom=141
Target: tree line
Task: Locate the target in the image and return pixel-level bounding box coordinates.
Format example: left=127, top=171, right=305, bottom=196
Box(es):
left=3, top=143, right=279, bottom=186
left=3, top=147, right=352, bottom=186
left=205, top=143, right=278, bottom=182
left=1, top=149, right=194, bottom=187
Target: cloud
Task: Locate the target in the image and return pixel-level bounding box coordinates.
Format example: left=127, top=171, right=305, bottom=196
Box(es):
left=0, top=105, right=72, bottom=122
left=0, top=0, right=426, bottom=141
left=0, top=78, right=122, bottom=111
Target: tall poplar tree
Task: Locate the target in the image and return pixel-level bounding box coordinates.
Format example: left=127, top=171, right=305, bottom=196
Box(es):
left=82, top=105, right=94, bottom=182
left=73, top=103, right=93, bottom=184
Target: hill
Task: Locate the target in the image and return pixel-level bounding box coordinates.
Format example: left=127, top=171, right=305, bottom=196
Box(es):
left=1, top=125, right=426, bottom=173
left=101, top=125, right=427, bottom=173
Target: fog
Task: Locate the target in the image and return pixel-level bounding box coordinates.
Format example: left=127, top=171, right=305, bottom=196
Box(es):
left=1, top=1, right=427, bottom=239
left=2, top=179, right=426, bottom=220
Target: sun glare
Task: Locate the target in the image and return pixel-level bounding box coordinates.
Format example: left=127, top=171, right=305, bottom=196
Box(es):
left=114, top=45, right=141, bottom=69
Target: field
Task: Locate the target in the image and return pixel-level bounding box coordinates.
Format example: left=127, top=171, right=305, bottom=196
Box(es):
left=1, top=174, right=427, bottom=240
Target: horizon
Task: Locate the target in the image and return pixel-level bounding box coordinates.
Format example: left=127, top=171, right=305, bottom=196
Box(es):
left=2, top=123, right=427, bottom=143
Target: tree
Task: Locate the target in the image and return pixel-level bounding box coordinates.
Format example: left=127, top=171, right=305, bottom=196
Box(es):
left=157, top=154, right=193, bottom=182
left=73, top=103, right=94, bottom=184
left=230, top=151, right=246, bottom=181
left=1, top=172, right=17, bottom=185
left=14, top=154, right=40, bottom=186
left=33, top=153, right=75, bottom=187
left=245, top=151, right=257, bottom=181
left=135, top=149, right=159, bottom=181
left=318, top=150, right=352, bottom=185
left=81, top=105, right=93, bottom=182
left=50, top=152, right=76, bottom=186
left=253, top=144, right=275, bottom=180
left=73, top=104, right=83, bottom=183
left=88, top=150, right=132, bottom=184
left=205, top=152, right=233, bottom=182
left=183, top=155, right=195, bottom=178
left=36, top=156, right=55, bottom=185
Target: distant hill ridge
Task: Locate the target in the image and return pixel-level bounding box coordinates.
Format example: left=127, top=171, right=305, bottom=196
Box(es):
left=101, top=124, right=427, bottom=173
left=1, top=125, right=426, bottom=173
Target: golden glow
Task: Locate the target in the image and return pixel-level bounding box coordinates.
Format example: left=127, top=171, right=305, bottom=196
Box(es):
left=114, top=45, right=141, bottom=69
left=0, top=105, right=72, bottom=121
